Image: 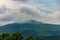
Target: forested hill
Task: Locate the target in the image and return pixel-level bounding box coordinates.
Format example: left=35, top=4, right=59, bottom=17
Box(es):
left=0, top=20, right=60, bottom=37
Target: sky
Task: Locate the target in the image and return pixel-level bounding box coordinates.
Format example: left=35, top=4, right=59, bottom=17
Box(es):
left=0, top=0, right=60, bottom=25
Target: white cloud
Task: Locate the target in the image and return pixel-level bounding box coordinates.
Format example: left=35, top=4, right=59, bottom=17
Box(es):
left=36, top=11, right=60, bottom=24
left=9, top=4, right=60, bottom=25
left=0, top=2, right=41, bottom=25
left=0, top=0, right=60, bottom=26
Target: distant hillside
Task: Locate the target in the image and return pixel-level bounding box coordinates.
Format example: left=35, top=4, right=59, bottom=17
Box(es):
left=0, top=20, right=60, bottom=37
left=37, top=36, right=60, bottom=40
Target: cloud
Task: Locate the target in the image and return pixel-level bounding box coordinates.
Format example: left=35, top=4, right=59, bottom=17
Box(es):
left=11, top=4, right=41, bottom=23
left=0, top=5, right=9, bottom=13
left=0, top=3, right=41, bottom=25
left=0, top=0, right=60, bottom=26
left=0, top=3, right=60, bottom=25
left=13, top=0, right=28, bottom=2
left=36, top=11, right=60, bottom=24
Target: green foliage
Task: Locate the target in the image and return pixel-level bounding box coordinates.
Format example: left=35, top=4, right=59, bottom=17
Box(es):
left=12, top=32, right=23, bottom=40
left=26, top=36, right=36, bottom=40
left=0, top=32, right=36, bottom=40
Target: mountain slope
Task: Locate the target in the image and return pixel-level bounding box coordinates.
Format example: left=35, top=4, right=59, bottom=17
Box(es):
left=0, top=20, right=60, bottom=37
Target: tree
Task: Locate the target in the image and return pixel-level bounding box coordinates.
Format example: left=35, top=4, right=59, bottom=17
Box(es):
left=0, top=34, right=2, bottom=40
left=5, top=33, right=12, bottom=40
left=26, top=36, right=36, bottom=40
left=6, top=36, right=12, bottom=40
left=12, top=32, right=23, bottom=40
left=1, top=33, right=6, bottom=40
left=1, top=33, right=11, bottom=40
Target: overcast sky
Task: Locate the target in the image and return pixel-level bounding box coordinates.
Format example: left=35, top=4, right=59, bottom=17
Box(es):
left=0, top=0, right=60, bottom=25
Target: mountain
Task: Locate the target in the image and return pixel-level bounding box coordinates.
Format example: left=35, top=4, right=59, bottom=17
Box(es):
left=0, top=20, right=60, bottom=37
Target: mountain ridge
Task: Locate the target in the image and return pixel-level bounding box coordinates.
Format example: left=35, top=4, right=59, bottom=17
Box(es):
left=0, top=20, right=60, bottom=37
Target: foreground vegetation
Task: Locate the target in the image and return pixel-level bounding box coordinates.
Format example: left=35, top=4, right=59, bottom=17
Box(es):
left=0, top=32, right=36, bottom=40
left=0, top=32, right=59, bottom=40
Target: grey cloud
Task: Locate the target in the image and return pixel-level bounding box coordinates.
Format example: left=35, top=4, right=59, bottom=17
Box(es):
left=13, top=0, right=28, bottom=2
left=0, top=16, right=13, bottom=21
left=0, top=5, right=10, bottom=14
left=19, top=6, right=40, bottom=17
left=20, top=7, right=35, bottom=15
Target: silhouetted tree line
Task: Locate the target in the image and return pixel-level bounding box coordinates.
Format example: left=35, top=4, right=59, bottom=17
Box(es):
left=0, top=32, right=36, bottom=40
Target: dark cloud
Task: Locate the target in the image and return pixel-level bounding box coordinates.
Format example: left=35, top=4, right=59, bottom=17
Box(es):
left=20, top=7, right=33, bottom=14
left=19, top=7, right=39, bottom=17
left=13, top=0, right=28, bottom=2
